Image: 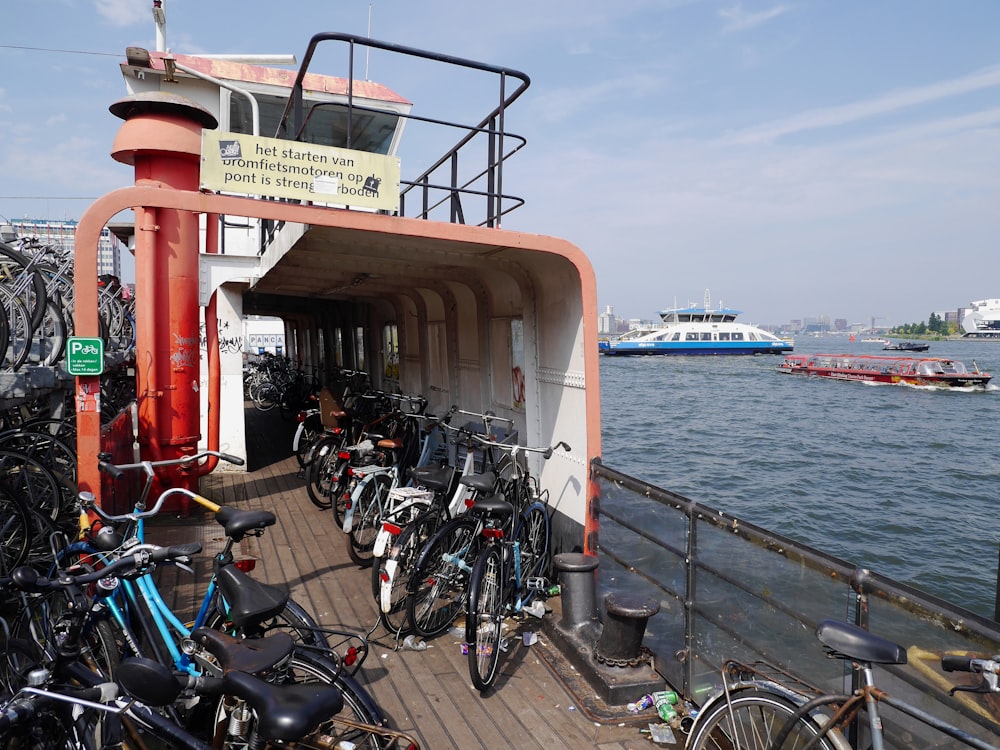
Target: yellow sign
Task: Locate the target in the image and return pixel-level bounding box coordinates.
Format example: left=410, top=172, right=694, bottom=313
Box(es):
left=200, top=130, right=400, bottom=212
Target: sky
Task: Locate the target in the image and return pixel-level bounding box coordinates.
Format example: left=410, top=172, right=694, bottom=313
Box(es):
left=2, top=1, right=1000, bottom=328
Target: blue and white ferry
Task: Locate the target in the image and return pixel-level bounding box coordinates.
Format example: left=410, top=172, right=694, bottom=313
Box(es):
left=599, top=295, right=793, bottom=356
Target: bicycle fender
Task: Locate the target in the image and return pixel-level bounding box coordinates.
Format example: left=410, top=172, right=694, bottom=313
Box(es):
left=292, top=422, right=305, bottom=452
left=373, top=527, right=393, bottom=559
left=380, top=558, right=398, bottom=613
left=343, top=475, right=371, bottom=532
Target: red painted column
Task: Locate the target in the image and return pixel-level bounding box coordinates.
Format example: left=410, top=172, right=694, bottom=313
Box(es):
left=109, top=93, right=218, bottom=506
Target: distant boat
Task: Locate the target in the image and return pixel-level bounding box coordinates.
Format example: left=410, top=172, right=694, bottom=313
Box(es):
left=861, top=337, right=887, bottom=343
left=777, top=353, right=991, bottom=388
left=883, top=341, right=929, bottom=352
left=599, top=291, right=792, bottom=356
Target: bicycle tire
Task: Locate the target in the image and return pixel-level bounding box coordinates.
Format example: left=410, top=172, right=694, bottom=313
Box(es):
left=303, top=437, right=339, bottom=510
left=31, top=298, right=66, bottom=366
left=371, top=517, right=431, bottom=635
left=0, top=486, right=33, bottom=574
left=515, top=502, right=550, bottom=605
left=0, top=242, right=47, bottom=331
left=467, top=544, right=505, bottom=691
left=347, top=473, right=393, bottom=568
left=685, top=689, right=841, bottom=750
left=407, top=515, right=481, bottom=639
left=0, top=284, right=32, bottom=371
left=251, top=381, right=280, bottom=411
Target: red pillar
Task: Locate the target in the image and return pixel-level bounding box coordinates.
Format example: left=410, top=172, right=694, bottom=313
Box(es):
left=109, top=93, right=218, bottom=507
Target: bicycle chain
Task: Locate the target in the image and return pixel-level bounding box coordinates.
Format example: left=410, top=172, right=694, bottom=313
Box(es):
left=592, top=644, right=654, bottom=669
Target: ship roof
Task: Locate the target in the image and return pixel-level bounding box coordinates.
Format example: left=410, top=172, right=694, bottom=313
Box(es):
left=137, top=51, right=412, bottom=106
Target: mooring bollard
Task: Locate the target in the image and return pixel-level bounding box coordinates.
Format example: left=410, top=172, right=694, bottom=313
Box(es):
left=553, top=552, right=599, bottom=629
left=593, top=592, right=660, bottom=666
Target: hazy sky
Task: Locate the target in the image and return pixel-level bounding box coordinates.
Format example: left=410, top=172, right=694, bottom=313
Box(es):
left=2, top=1, right=999, bottom=327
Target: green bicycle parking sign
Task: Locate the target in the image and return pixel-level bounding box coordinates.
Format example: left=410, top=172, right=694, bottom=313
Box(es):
left=66, top=337, right=105, bottom=376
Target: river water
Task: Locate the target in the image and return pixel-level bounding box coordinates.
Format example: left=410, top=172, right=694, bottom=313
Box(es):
left=598, top=336, right=1000, bottom=618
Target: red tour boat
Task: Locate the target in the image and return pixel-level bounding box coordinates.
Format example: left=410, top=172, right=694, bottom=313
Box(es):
left=777, top=353, right=992, bottom=388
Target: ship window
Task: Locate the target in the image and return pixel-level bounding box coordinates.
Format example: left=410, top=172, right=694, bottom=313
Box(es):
left=732, top=332, right=744, bottom=341
left=230, top=92, right=400, bottom=155
left=748, top=333, right=758, bottom=341
left=700, top=332, right=712, bottom=341
left=686, top=332, right=699, bottom=341
left=671, top=332, right=681, bottom=341
left=718, top=332, right=730, bottom=341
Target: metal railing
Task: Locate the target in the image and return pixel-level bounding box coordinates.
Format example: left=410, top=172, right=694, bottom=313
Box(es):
left=593, top=460, right=1000, bottom=748
left=275, top=32, right=530, bottom=229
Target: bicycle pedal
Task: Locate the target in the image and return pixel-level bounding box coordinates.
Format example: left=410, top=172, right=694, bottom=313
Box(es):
left=525, top=576, right=547, bottom=591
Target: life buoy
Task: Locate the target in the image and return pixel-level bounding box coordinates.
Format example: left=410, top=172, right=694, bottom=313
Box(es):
left=512, top=366, right=525, bottom=407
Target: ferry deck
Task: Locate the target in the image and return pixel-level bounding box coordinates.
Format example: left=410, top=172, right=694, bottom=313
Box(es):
left=151, top=403, right=663, bottom=750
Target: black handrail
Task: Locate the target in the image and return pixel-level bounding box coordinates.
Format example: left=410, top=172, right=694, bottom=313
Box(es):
left=274, top=32, right=531, bottom=228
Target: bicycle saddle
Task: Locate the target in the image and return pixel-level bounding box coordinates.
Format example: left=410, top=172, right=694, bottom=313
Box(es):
left=214, top=505, right=277, bottom=542
left=190, top=627, right=294, bottom=675
left=214, top=563, right=289, bottom=628
left=469, top=493, right=513, bottom=518
left=458, top=471, right=496, bottom=494
left=815, top=620, right=908, bottom=665
left=377, top=437, right=404, bottom=450
left=222, top=669, right=344, bottom=742
left=408, top=464, right=453, bottom=491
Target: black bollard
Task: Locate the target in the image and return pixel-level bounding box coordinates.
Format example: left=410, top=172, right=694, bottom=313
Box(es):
left=594, top=592, right=659, bottom=665
left=553, top=552, right=599, bottom=629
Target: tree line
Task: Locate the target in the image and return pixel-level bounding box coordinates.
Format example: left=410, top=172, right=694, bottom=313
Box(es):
left=889, top=312, right=957, bottom=336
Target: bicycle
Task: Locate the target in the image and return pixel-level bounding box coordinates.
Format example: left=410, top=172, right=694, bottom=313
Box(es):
left=464, top=438, right=570, bottom=691
left=684, top=618, right=1000, bottom=750
left=54, top=450, right=393, bottom=748
left=1, top=547, right=422, bottom=750
left=377, top=409, right=512, bottom=637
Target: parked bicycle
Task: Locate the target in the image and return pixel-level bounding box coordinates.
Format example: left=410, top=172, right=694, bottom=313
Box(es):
left=465, top=438, right=570, bottom=691
left=684, top=619, right=1000, bottom=750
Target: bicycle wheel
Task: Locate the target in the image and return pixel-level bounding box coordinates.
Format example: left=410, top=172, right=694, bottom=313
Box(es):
left=686, top=689, right=840, bottom=750
left=408, top=516, right=481, bottom=638
left=372, top=517, right=433, bottom=635
left=347, top=473, right=392, bottom=568
left=251, top=381, right=280, bottom=411
left=31, top=298, right=66, bottom=366
left=0, top=284, right=32, bottom=371
left=0, top=486, right=32, bottom=574
left=467, top=544, right=505, bottom=691
left=515, top=502, right=550, bottom=605
left=304, top=437, right=339, bottom=510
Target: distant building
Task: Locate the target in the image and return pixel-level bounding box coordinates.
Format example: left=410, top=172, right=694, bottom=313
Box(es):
left=598, top=305, right=616, bottom=335
left=833, top=318, right=848, bottom=331
left=3, top=217, right=123, bottom=278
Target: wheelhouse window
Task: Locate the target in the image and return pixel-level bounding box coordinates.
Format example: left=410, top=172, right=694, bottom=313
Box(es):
left=230, top=92, right=400, bottom=155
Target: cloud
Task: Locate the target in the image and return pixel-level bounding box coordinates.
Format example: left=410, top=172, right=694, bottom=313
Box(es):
left=727, top=65, right=1000, bottom=144
left=95, top=0, right=148, bottom=27
left=718, top=3, right=790, bottom=33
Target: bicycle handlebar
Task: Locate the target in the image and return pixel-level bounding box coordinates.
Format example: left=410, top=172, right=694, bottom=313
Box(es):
left=81, top=487, right=211, bottom=524
left=942, top=655, right=1000, bottom=675
left=5, top=543, right=202, bottom=593
left=467, top=433, right=571, bottom=458
left=97, top=450, right=244, bottom=480
left=450, top=406, right=515, bottom=426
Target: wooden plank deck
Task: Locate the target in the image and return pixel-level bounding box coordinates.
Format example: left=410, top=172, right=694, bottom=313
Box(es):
left=148, top=405, right=669, bottom=750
